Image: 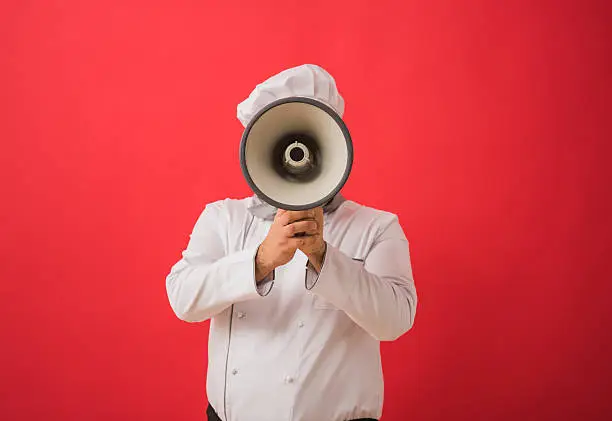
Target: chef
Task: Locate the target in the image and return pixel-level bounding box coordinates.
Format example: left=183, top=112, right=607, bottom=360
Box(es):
left=166, top=64, right=417, bottom=421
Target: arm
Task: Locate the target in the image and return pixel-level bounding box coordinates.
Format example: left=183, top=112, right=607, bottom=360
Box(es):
left=306, top=216, right=417, bottom=341
left=165, top=201, right=273, bottom=323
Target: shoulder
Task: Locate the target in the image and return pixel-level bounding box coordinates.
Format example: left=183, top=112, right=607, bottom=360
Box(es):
left=206, top=196, right=253, bottom=214
left=330, top=199, right=407, bottom=248
left=339, top=199, right=399, bottom=228
left=195, top=196, right=255, bottom=227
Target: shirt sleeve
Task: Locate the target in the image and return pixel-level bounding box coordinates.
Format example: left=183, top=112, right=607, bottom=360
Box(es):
left=166, top=201, right=273, bottom=323
left=305, top=215, right=417, bottom=341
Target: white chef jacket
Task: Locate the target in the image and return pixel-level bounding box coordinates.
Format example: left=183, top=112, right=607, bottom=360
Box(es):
left=166, top=196, right=417, bottom=421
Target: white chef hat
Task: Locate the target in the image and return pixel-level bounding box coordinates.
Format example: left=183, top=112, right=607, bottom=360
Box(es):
left=237, top=64, right=345, bottom=127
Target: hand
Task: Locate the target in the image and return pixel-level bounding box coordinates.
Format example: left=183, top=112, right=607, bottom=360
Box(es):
left=255, top=209, right=319, bottom=282
left=296, top=207, right=326, bottom=273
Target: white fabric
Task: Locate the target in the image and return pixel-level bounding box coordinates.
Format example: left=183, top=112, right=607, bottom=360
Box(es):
left=166, top=197, right=417, bottom=421
left=237, top=64, right=346, bottom=127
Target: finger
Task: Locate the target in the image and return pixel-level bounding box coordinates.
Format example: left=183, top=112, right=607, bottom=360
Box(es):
left=275, top=209, right=291, bottom=226
left=284, top=210, right=316, bottom=224
left=284, top=220, right=318, bottom=237
left=313, top=207, right=324, bottom=224
left=298, top=234, right=318, bottom=245
left=288, top=236, right=309, bottom=249
left=294, top=235, right=318, bottom=251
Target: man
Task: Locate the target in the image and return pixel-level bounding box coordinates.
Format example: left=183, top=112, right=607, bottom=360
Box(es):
left=166, top=64, right=417, bottom=421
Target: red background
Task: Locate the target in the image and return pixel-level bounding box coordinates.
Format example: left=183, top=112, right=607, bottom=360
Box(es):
left=1, top=1, right=611, bottom=420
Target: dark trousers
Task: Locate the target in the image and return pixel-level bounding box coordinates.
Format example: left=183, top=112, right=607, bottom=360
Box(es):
left=207, top=403, right=377, bottom=421
left=207, top=404, right=222, bottom=421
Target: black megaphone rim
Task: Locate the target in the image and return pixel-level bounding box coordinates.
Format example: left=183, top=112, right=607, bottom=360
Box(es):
left=239, top=96, right=353, bottom=211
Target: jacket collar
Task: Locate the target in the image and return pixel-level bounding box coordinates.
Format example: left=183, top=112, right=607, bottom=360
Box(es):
left=247, top=193, right=346, bottom=221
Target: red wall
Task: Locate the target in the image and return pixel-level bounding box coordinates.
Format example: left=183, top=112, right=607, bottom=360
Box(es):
left=1, top=1, right=611, bottom=420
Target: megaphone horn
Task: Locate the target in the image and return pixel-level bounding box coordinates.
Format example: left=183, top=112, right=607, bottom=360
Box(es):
left=240, top=97, right=353, bottom=211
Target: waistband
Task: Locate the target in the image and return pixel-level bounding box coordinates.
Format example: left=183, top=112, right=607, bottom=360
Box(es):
left=207, top=403, right=378, bottom=421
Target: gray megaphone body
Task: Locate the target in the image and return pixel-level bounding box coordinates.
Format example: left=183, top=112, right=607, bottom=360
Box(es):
left=239, top=97, right=353, bottom=211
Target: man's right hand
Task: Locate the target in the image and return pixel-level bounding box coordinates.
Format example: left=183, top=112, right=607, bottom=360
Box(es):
left=255, top=209, right=319, bottom=282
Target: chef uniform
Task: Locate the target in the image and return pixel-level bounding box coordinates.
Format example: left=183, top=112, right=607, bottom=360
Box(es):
left=165, top=64, right=417, bottom=421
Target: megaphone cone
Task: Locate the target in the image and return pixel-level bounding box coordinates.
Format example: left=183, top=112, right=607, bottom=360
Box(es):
left=240, top=97, right=353, bottom=211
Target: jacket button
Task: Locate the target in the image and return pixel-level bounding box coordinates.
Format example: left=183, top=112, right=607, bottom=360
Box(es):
left=232, top=368, right=238, bottom=375
left=237, top=312, right=246, bottom=319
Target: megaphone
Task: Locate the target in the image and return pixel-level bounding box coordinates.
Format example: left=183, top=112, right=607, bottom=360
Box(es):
left=240, top=97, right=353, bottom=211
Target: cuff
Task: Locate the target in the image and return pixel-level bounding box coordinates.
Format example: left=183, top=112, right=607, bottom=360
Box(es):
left=256, top=269, right=275, bottom=296
left=305, top=243, right=328, bottom=290
left=218, top=246, right=272, bottom=303
left=304, top=244, right=354, bottom=310
left=253, top=245, right=274, bottom=297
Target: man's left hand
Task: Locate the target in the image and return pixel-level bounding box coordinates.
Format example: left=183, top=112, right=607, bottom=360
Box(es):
left=295, top=207, right=326, bottom=273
